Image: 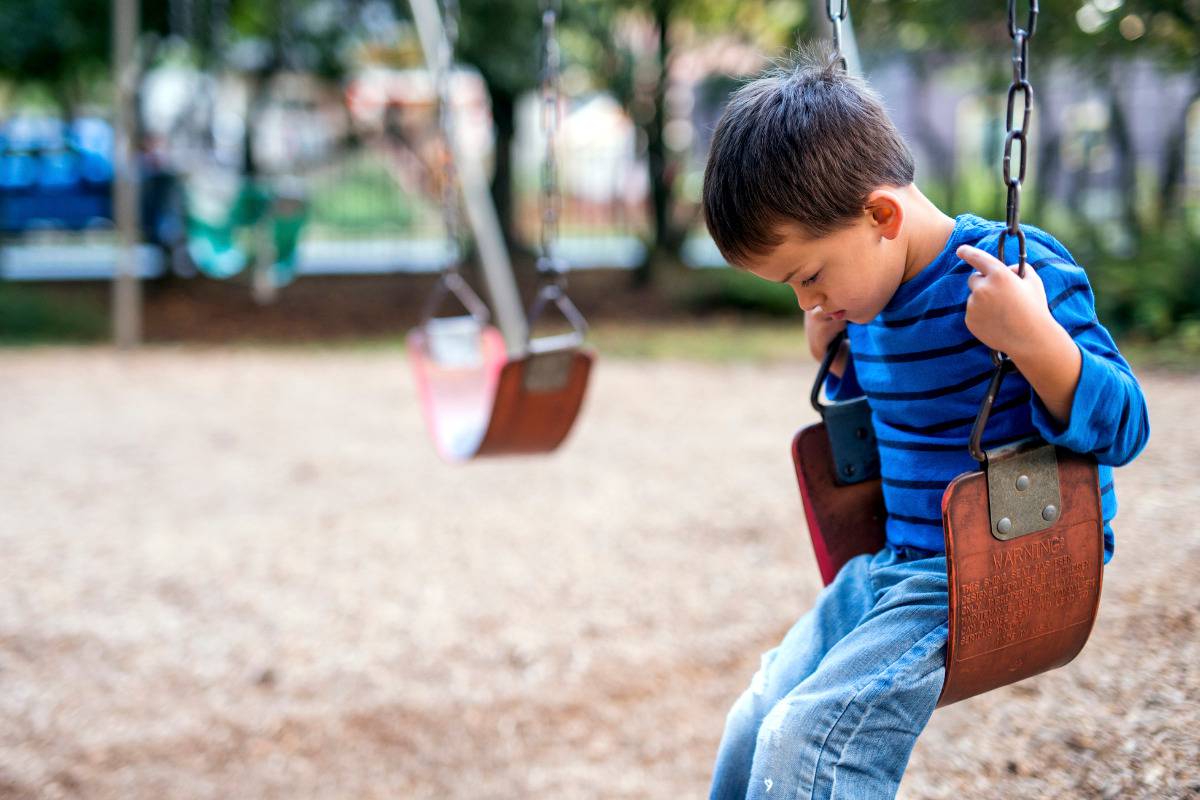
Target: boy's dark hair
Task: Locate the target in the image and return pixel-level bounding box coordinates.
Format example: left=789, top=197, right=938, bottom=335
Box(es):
left=702, top=46, right=915, bottom=266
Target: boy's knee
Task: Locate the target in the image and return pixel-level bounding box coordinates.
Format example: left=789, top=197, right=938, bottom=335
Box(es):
left=755, top=686, right=850, bottom=756
left=723, top=686, right=762, bottom=739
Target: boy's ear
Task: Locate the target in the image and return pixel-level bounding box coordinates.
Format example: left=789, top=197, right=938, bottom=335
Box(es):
left=864, top=190, right=904, bottom=240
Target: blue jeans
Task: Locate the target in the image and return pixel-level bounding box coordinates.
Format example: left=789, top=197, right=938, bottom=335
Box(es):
left=709, top=545, right=949, bottom=800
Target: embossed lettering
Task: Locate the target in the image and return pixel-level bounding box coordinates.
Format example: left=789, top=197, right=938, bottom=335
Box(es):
left=958, top=534, right=1093, bottom=654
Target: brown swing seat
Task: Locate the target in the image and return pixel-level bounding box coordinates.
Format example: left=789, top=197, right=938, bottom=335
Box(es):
left=792, top=343, right=1104, bottom=707
left=408, top=319, right=593, bottom=461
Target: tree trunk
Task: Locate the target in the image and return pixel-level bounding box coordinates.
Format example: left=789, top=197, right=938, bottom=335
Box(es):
left=1157, top=75, right=1200, bottom=229
left=1105, top=63, right=1141, bottom=246
left=1029, top=125, right=1060, bottom=223
left=636, top=0, right=673, bottom=287
left=486, top=82, right=519, bottom=250
left=909, top=56, right=956, bottom=211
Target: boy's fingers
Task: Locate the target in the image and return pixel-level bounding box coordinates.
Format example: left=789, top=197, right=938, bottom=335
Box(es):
left=956, top=244, right=1008, bottom=275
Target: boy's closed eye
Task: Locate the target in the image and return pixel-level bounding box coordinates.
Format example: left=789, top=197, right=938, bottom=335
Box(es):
left=798, top=271, right=821, bottom=287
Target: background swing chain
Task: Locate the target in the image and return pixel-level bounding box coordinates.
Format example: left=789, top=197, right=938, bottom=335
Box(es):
left=968, top=0, right=1039, bottom=463
left=826, top=0, right=849, bottom=71
left=537, top=0, right=567, bottom=292
left=435, top=0, right=464, bottom=276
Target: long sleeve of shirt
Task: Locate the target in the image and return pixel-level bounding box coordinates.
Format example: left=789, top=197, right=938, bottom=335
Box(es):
left=1026, top=260, right=1150, bottom=467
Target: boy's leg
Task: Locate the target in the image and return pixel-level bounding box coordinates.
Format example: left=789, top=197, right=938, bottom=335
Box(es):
left=744, top=552, right=949, bottom=800
left=708, top=552, right=880, bottom=800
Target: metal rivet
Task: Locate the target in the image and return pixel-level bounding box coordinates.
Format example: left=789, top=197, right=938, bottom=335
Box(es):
left=856, top=427, right=868, bottom=440
left=1015, top=475, right=1030, bottom=491
left=1042, top=505, right=1058, bottom=522
left=997, top=517, right=1013, bottom=535
left=843, top=464, right=856, bottom=477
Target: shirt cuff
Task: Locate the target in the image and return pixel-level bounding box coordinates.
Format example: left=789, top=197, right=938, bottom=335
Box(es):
left=1029, top=341, right=1105, bottom=452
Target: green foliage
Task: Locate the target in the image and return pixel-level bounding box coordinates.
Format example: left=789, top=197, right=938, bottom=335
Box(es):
left=588, top=319, right=805, bottom=362
left=1086, top=224, right=1200, bottom=342
left=0, top=0, right=110, bottom=114
left=0, top=285, right=106, bottom=344
left=453, top=0, right=544, bottom=96
left=686, top=264, right=801, bottom=317
left=307, top=157, right=420, bottom=233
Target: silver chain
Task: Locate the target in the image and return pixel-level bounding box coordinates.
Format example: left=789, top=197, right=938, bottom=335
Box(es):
left=826, top=0, right=849, bottom=71
left=525, top=0, right=589, bottom=342
left=537, top=0, right=566, bottom=285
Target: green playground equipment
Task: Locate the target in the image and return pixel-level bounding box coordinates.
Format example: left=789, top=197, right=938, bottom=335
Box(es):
left=184, top=173, right=308, bottom=293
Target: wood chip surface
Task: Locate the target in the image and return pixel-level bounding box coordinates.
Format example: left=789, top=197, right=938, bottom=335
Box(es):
left=0, top=348, right=1195, bottom=799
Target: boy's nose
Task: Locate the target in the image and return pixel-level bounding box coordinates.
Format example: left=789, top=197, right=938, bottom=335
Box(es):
left=793, top=285, right=823, bottom=312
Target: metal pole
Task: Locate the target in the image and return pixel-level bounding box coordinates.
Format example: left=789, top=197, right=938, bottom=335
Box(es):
left=408, top=0, right=528, bottom=353
left=113, top=0, right=142, bottom=348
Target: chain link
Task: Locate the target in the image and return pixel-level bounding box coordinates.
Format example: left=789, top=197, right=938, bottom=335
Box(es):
left=1008, top=0, right=1038, bottom=39
left=998, top=0, right=1037, bottom=276
left=826, top=0, right=849, bottom=71
left=537, top=0, right=566, bottom=287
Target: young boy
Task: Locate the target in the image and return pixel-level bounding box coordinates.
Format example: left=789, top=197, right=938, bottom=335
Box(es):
left=701, top=50, right=1150, bottom=800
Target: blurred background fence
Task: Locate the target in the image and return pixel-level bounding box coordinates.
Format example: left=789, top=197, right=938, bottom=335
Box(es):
left=0, top=0, right=1197, bottom=347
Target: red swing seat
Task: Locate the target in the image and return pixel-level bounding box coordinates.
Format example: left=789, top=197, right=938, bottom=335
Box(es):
left=792, top=336, right=1104, bottom=707
left=408, top=317, right=593, bottom=461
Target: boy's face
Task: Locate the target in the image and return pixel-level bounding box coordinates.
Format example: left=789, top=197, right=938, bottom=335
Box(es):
left=739, top=204, right=907, bottom=325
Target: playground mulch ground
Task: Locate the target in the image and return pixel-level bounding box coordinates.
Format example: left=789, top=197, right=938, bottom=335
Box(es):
left=0, top=346, right=1196, bottom=799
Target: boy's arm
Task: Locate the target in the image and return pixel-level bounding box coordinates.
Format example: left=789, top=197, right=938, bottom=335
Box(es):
left=957, top=244, right=1150, bottom=466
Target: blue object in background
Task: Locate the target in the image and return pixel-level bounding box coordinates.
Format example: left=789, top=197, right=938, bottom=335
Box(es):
left=0, top=116, right=176, bottom=242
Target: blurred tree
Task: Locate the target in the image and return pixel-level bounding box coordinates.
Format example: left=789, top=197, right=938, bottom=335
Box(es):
left=450, top=0, right=544, bottom=248
left=565, top=0, right=800, bottom=282
left=847, top=0, right=1200, bottom=239
left=0, top=0, right=142, bottom=119
left=161, top=0, right=377, bottom=175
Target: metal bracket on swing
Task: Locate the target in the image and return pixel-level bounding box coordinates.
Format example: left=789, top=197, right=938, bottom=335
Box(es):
left=971, top=353, right=1064, bottom=541
left=521, top=263, right=588, bottom=393
left=984, top=439, right=1063, bottom=541
left=812, top=332, right=879, bottom=486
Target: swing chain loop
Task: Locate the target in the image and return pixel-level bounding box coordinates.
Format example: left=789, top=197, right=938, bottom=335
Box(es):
left=968, top=357, right=1016, bottom=464
left=538, top=0, right=567, bottom=286
left=1007, top=0, right=1038, bottom=40
left=826, top=0, right=849, bottom=71
left=810, top=330, right=848, bottom=415
left=1011, top=30, right=1029, bottom=84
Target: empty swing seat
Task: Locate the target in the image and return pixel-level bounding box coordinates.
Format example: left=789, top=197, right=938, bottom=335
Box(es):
left=407, top=316, right=593, bottom=461
left=792, top=421, right=886, bottom=586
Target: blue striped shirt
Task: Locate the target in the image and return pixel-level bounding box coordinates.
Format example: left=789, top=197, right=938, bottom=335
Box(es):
left=827, top=214, right=1150, bottom=564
